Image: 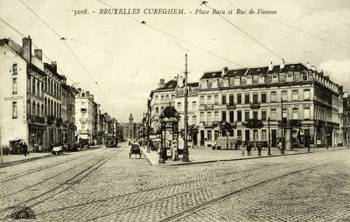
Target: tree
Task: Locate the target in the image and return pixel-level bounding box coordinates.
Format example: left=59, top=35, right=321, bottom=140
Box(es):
left=214, top=121, right=237, bottom=149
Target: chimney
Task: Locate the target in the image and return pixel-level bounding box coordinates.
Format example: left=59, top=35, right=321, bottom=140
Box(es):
left=51, top=61, right=57, bottom=73
left=222, top=67, right=228, bottom=76
left=158, top=79, right=165, bottom=88
left=280, top=58, right=285, bottom=70
left=22, top=36, right=32, bottom=62
left=268, top=61, right=273, bottom=72
left=34, top=49, right=42, bottom=61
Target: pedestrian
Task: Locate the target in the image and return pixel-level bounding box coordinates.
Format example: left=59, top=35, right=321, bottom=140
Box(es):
left=279, top=140, right=284, bottom=154
left=23, top=142, right=29, bottom=156
left=246, top=142, right=252, bottom=156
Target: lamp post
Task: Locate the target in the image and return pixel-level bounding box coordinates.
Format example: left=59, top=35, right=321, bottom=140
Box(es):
left=182, top=54, right=190, bottom=162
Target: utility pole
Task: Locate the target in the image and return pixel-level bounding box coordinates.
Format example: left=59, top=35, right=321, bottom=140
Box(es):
left=182, top=54, right=190, bottom=162
left=267, top=117, right=271, bottom=155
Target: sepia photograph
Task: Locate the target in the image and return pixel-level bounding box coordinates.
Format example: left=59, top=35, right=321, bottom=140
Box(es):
left=0, top=0, right=350, bottom=221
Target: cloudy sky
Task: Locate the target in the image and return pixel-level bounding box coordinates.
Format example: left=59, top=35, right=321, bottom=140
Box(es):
left=1, top=0, right=350, bottom=122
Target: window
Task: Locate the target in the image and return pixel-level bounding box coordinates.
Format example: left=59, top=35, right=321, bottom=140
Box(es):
left=245, top=111, right=250, bottom=121
left=237, top=93, right=242, bottom=104
left=207, top=130, right=212, bottom=141
left=207, top=112, right=212, bottom=123
left=292, top=90, right=299, bottom=101
left=12, top=102, right=17, bottom=119
left=207, top=95, right=212, bottom=104
left=253, top=94, right=258, bottom=104
left=304, top=89, right=311, bottom=100
left=221, top=111, right=226, bottom=121
left=271, top=109, right=277, bottom=120
left=222, top=94, right=226, bottom=105
left=12, top=64, right=17, bottom=75
left=292, top=108, right=299, bottom=120
left=261, top=129, right=267, bottom=141
left=200, top=96, right=205, bottom=105
left=245, top=94, right=250, bottom=104
left=192, top=101, right=197, bottom=110
left=261, top=93, right=267, bottom=103
left=237, top=129, right=242, bottom=140
left=32, top=78, right=36, bottom=95
left=12, top=78, right=17, bottom=94
left=261, top=110, right=267, bottom=121
left=214, top=111, right=219, bottom=121
left=237, top=110, right=242, bottom=122
left=283, top=108, right=288, bottom=119
left=229, top=94, right=234, bottom=105
left=155, top=95, right=159, bottom=103
left=214, top=95, right=219, bottom=105
left=192, top=115, right=197, bottom=124
left=177, top=102, right=182, bottom=110
left=200, top=112, right=204, bottom=122
left=282, top=90, right=288, bottom=101
left=271, top=91, right=277, bottom=102
left=229, top=111, right=234, bottom=123
left=253, top=111, right=258, bottom=120
left=304, top=107, right=310, bottom=119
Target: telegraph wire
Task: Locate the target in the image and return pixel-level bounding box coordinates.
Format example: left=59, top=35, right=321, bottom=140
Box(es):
left=0, top=17, right=76, bottom=84
left=96, top=0, right=244, bottom=67
left=17, top=0, right=118, bottom=114
left=202, top=2, right=283, bottom=59
left=228, top=0, right=350, bottom=53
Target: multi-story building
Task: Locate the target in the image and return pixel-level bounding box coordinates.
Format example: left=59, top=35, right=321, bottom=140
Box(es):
left=61, top=81, right=78, bottom=148
left=147, top=62, right=346, bottom=149
left=75, top=90, right=99, bottom=144
left=0, top=37, right=46, bottom=151
left=43, top=61, right=65, bottom=148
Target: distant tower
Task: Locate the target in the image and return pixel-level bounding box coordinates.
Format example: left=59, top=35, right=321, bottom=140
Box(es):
left=129, top=113, right=134, bottom=140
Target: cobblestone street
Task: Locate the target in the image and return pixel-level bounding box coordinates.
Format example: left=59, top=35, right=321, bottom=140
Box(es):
left=0, top=143, right=349, bottom=221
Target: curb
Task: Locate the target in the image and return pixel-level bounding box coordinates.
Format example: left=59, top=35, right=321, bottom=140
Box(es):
left=0, top=154, right=52, bottom=168
left=141, top=148, right=158, bottom=165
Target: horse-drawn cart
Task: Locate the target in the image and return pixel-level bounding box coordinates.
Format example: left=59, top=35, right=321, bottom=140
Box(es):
left=129, top=143, right=142, bottom=158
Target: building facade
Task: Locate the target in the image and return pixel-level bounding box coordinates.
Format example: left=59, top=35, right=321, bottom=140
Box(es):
left=75, top=90, right=99, bottom=144
left=121, top=113, right=140, bottom=141
left=147, top=63, right=347, bottom=149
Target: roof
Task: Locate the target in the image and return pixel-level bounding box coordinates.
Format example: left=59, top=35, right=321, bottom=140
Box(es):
left=200, top=63, right=309, bottom=79
left=44, top=63, right=65, bottom=80
left=200, top=71, right=222, bottom=80
left=156, top=79, right=178, bottom=90
left=188, top=82, right=199, bottom=87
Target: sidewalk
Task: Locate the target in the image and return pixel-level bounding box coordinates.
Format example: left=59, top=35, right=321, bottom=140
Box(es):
left=0, top=152, right=52, bottom=168
left=141, top=146, right=349, bottom=166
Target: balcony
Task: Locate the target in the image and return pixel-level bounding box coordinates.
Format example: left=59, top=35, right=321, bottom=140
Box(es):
left=47, top=115, right=56, bottom=125
left=199, top=104, right=214, bottom=110
left=226, top=103, right=236, bottom=109
left=27, top=115, right=46, bottom=125
left=250, top=102, right=260, bottom=109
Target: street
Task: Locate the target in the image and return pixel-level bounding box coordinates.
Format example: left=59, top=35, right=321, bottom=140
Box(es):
left=0, top=143, right=350, bottom=221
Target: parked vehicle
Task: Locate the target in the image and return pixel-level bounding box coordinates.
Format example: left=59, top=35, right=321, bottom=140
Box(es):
left=52, top=146, right=63, bottom=155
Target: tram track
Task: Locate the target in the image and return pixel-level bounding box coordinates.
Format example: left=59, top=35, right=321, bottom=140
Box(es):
left=85, top=160, right=334, bottom=221
left=0, top=150, right=116, bottom=200
left=0, top=149, right=102, bottom=183
left=0, top=147, right=125, bottom=218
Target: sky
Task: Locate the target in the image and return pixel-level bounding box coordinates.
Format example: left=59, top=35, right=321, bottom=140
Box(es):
left=1, top=0, right=350, bottom=122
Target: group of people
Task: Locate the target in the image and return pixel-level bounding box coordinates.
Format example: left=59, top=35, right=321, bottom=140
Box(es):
left=240, top=142, right=264, bottom=156
left=18, top=141, right=29, bottom=156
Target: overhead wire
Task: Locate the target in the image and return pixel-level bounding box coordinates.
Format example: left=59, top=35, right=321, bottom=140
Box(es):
left=17, top=0, right=118, bottom=114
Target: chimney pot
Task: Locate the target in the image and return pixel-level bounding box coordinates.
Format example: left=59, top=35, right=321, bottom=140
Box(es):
left=34, top=49, right=42, bottom=61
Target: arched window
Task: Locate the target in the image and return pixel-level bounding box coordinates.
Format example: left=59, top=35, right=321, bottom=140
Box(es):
left=37, top=103, right=40, bottom=116
left=41, top=104, right=44, bottom=117
left=12, top=64, right=17, bottom=75
left=44, top=98, right=47, bottom=116
left=32, top=101, right=36, bottom=116
left=27, top=99, right=31, bottom=115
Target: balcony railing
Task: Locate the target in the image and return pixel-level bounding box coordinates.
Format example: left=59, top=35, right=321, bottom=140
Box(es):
left=226, top=103, right=236, bottom=109
left=250, top=102, right=260, bottom=109
left=27, top=115, right=46, bottom=124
